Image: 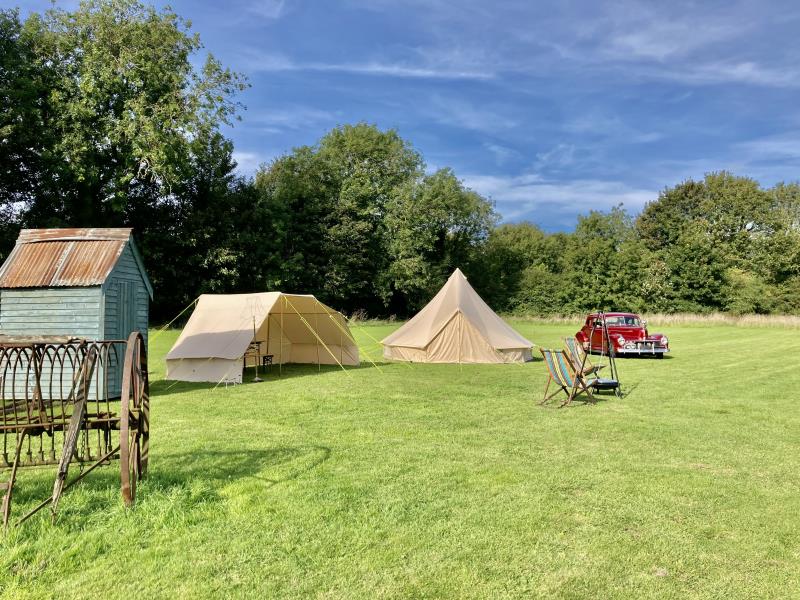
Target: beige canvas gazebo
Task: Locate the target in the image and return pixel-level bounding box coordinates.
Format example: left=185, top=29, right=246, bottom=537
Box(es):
left=381, top=269, right=533, bottom=363
left=166, top=293, right=359, bottom=383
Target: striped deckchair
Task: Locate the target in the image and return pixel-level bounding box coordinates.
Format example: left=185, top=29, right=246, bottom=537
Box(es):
left=564, top=337, right=605, bottom=377
left=539, top=348, right=595, bottom=407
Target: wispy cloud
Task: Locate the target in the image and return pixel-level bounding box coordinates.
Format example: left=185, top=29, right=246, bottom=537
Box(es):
left=645, top=133, right=800, bottom=186
left=246, top=0, right=286, bottom=19
left=532, top=8, right=800, bottom=89
left=309, top=61, right=493, bottom=80
left=737, top=133, right=800, bottom=161
left=484, top=143, right=520, bottom=166
left=626, top=60, right=800, bottom=88
left=534, top=144, right=576, bottom=171
left=463, top=173, right=655, bottom=224
left=602, top=17, right=748, bottom=62
left=564, top=114, right=663, bottom=143
left=435, top=3, right=800, bottom=89
left=248, top=107, right=337, bottom=131
left=427, top=96, right=516, bottom=132
left=696, top=61, right=800, bottom=88
left=239, top=51, right=494, bottom=80
left=232, top=150, right=270, bottom=175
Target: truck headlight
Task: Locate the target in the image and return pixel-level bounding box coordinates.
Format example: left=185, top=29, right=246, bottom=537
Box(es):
left=661, top=336, right=668, bottom=345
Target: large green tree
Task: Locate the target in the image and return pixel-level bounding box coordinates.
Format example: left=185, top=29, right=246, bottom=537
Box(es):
left=317, top=124, right=423, bottom=311
left=636, top=173, right=800, bottom=313
left=470, top=222, right=564, bottom=312
left=6, top=0, right=246, bottom=228
left=123, top=129, right=255, bottom=320
left=637, top=172, right=777, bottom=269
left=253, top=147, right=334, bottom=296
left=561, top=206, right=638, bottom=312
left=0, top=9, right=57, bottom=247
left=253, top=125, right=496, bottom=316
left=386, top=168, right=496, bottom=311
left=0, top=0, right=248, bottom=319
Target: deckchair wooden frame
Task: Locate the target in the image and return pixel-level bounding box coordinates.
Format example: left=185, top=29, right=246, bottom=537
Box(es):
left=539, top=348, right=596, bottom=407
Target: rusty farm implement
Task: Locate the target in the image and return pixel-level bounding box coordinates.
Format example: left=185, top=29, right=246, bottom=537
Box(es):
left=0, top=331, right=149, bottom=529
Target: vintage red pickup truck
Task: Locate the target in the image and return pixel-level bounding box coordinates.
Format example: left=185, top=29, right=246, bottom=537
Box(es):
left=576, top=312, right=669, bottom=358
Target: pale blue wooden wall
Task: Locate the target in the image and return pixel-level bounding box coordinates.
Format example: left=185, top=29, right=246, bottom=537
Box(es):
left=102, top=242, right=150, bottom=396
left=0, top=287, right=103, bottom=338
left=0, top=287, right=103, bottom=399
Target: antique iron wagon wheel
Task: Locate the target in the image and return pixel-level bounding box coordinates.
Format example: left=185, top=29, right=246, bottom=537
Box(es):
left=119, top=331, right=150, bottom=507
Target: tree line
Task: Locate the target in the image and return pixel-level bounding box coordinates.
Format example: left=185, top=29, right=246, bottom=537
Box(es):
left=2, top=1, right=799, bottom=322
left=474, top=174, right=800, bottom=316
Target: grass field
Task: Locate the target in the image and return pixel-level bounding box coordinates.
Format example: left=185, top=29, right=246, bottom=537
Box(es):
left=1, top=321, right=799, bottom=598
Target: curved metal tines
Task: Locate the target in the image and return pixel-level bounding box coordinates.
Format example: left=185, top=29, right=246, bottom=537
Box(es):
left=0, top=340, right=127, bottom=469
left=1, top=332, right=149, bottom=530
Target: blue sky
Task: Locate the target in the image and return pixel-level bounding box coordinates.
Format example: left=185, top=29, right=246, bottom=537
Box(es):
left=14, top=1, right=800, bottom=230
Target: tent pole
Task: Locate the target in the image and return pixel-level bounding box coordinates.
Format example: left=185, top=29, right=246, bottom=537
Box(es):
left=279, top=297, right=284, bottom=376
left=252, top=315, right=263, bottom=383
left=265, top=313, right=271, bottom=361
left=315, top=311, right=321, bottom=371
left=458, top=312, right=462, bottom=367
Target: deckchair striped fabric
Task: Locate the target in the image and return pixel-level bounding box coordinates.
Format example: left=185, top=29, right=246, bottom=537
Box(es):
left=539, top=348, right=595, bottom=407
left=564, top=337, right=604, bottom=377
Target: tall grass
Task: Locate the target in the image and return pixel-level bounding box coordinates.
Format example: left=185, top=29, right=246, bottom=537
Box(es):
left=508, top=312, right=800, bottom=328
left=156, top=309, right=800, bottom=330
left=642, top=312, right=800, bottom=328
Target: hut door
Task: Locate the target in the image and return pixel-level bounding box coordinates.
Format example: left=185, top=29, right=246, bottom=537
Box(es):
left=118, top=281, right=136, bottom=338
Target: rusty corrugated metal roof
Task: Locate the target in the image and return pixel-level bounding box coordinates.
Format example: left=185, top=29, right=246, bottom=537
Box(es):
left=0, top=228, right=132, bottom=289
left=16, top=228, right=133, bottom=243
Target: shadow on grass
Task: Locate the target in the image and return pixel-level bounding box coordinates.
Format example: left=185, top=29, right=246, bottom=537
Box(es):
left=537, top=389, right=618, bottom=409
left=149, top=362, right=400, bottom=398
left=546, top=382, right=639, bottom=407
left=150, top=358, right=538, bottom=398
left=5, top=445, right=331, bottom=530
left=151, top=445, right=332, bottom=488
left=587, top=351, right=673, bottom=361
left=242, top=362, right=394, bottom=381
left=621, top=382, right=640, bottom=399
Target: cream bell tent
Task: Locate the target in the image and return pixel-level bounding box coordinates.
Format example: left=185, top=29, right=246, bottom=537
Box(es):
left=166, top=293, right=359, bottom=383
left=381, top=269, right=533, bottom=363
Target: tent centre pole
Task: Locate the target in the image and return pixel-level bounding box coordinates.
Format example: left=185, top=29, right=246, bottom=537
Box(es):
left=252, top=315, right=263, bottom=382
left=315, top=311, right=321, bottom=371
left=458, top=312, right=462, bottom=366
left=265, top=313, right=271, bottom=359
